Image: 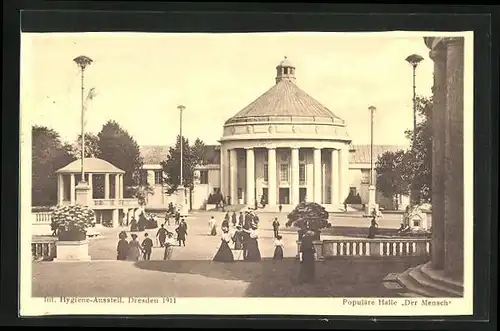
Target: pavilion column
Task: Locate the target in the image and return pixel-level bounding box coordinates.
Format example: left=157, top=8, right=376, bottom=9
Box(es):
left=338, top=147, right=349, bottom=206
left=57, top=174, right=64, bottom=205
left=291, top=148, right=300, bottom=206
left=267, top=148, right=277, bottom=206
left=220, top=147, right=229, bottom=198
left=104, top=173, right=110, bottom=199
left=119, top=174, right=123, bottom=199
left=70, top=174, right=76, bottom=205
left=429, top=42, right=447, bottom=270
left=229, top=149, right=238, bottom=205
left=331, top=149, right=339, bottom=206
left=115, top=174, right=120, bottom=201
left=88, top=173, right=93, bottom=200
left=443, top=37, right=464, bottom=279
left=245, top=148, right=255, bottom=207
left=313, top=148, right=322, bottom=203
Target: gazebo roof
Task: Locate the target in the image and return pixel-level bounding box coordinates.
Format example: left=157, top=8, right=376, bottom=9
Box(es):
left=55, top=158, right=125, bottom=174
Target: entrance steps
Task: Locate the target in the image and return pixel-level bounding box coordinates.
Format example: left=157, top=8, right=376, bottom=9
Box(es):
left=394, top=262, right=463, bottom=297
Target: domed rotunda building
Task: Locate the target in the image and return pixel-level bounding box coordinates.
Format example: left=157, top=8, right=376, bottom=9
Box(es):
left=218, top=57, right=352, bottom=211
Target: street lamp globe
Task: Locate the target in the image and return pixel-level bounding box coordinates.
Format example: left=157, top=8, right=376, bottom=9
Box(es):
left=405, top=54, right=424, bottom=68
left=73, top=55, right=93, bottom=70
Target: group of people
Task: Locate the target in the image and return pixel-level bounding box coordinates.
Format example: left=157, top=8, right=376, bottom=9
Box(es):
left=116, top=231, right=155, bottom=261
left=209, top=211, right=285, bottom=263
left=117, top=215, right=189, bottom=261
left=128, top=212, right=157, bottom=232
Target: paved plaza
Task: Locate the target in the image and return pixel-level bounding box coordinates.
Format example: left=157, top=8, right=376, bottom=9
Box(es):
left=32, top=211, right=425, bottom=297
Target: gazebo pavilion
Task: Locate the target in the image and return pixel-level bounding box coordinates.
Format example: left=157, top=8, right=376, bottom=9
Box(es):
left=55, top=157, right=140, bottom=227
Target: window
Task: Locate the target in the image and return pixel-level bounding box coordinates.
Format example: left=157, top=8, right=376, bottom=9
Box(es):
left=154, top=170, right=163, bottom=185
left=238, top=188, right=243, bottom=199
left=280, top=164, right=289, bottom=182
left=361, top=170, right=370, bottom=184
left=263, top=164, right=268, bottom=182
left=299, top=150, right=306, bottom=162
left=299, top=164, right=306, bottom=184
left=200, top=170, right=208, bottom=184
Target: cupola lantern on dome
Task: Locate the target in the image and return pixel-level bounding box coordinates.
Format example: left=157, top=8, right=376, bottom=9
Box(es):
left=275, top=56, right=296, bottom=84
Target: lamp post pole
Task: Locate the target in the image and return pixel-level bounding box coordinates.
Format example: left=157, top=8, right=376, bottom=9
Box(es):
left=367, top=106, right=377, bottom=215
left=73, top=56, right=93, bottom=181
left=177, top=105, right=188, bottom=216
left=405, top=54, right=424, bottom=206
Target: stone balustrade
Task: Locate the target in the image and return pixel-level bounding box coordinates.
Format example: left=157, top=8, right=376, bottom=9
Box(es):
left=297, top=238, right=431, bottom=260
left=32, top=239, right=57, bottom=261
left=33, top=211, right=52, bottom=224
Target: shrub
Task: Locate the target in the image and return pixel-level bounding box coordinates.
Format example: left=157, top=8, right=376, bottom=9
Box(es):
left=286, top=202, right=330, bottom=233
left=50, top=205, right=96, bottom=234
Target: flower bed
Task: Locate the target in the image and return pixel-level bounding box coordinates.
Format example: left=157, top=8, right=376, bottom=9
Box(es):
left=51, top=205, right=96, bottom=241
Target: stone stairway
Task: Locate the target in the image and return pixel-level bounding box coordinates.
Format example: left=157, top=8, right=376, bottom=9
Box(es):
left=392, top=262, right=463, bottom=297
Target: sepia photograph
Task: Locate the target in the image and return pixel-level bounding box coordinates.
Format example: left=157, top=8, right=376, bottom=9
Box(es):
left=19, top=30, right=473, bottom=316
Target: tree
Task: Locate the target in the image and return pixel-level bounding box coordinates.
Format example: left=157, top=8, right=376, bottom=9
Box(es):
left=286, top=202, right=331, bottom=240
left=32, top=126, right=74, bottom=206
left=191, top=138, right=206, bottom=165
left=375, top=150, right=412, bottom=208
left=404, top=95, right=433, bottom=203
left=96, top=120, right=143, bottom=197
left=68, top=133, right=100, bottom=159
left=161, top=135, right=200, bottom=193
left=128, top=184, right=155, bottom=206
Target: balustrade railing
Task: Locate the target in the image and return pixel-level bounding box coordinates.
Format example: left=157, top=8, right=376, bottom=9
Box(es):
left=297, top=238, right=431, bottom=260
left=33, top=212, right=52, bottom=224
left=32, top=239, right=57, bottom=261
left=93, top=198, right=138, bottom=206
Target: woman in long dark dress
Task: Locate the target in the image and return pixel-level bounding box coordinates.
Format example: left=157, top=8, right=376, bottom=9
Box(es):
left=367, top=217, right=379, bottom=239
left=213, top=228, right=234, bottom=262
left=232, top=225, right=244, bottom=250
left=298, top=230, right=316, bottom=283
left=130, top=217, right=138, bottom=232
left=117, top=231, right=129, bottom=260
left=244, top=227, right=261, bottom=262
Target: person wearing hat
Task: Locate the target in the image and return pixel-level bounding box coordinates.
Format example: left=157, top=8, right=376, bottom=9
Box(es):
left=213, top=226, right=235, bottom=263
left=163, top=231, right=175, bottom=260
left=232, top=225, right=244, bottom=251
left=243, top=224, right=261, bottom=262
left=141, top=233, right=154, bottom=260
left=116, top=231, right=129, bottom=260
left=128, top=233, right=142, bottom=261
left=298, top=230, right=317, bottom=283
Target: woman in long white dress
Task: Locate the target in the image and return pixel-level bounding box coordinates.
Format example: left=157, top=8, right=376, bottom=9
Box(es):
left=163, top=232, right=175, bottom=260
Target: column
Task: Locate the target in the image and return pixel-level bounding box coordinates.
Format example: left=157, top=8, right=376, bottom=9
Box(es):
left=112, top=209, right=119, bottom=228
left=430, top=42, right=447, bottom=270
left=119, top=174, right=124, bottom=199
left=291, top=148, right=300, bottom=205
left=220, top=147, right=229, bottom=198
left=444, top=37, right=464, bottom=278
left=245, top=148, right=255, bottom=207
left=338, top=147, right=349, bottom=205
left=267, top=148, right=277, bottom=206
left=88, top=173, right=93, bottom=200
left=331, top=149, right=339, bottom=205
left=70, top=174, right=76, bottom=205
left=115, top=174, right=120, bottom=201
left=104, top=173, right=110, bottom=199
left=229, top=149, right=238, bottom=205
left=313, top=148, right=322, bottom=203
left=57, top=174, right=64, bottom=205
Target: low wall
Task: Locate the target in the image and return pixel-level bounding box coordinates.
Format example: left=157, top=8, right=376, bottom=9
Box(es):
left=32, top=238, right=57, bottom=261
left=297, top=237, right=431, bottom=260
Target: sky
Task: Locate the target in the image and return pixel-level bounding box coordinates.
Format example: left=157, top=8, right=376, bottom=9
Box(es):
left=20, top=32, right=434, bottom=147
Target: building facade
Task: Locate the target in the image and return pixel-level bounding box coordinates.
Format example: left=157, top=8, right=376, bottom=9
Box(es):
left=138, top=58, right=409, bottom=212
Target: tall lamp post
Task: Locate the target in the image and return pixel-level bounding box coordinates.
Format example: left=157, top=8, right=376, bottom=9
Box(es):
left=405, top=53, right=424, bottom=206
left=367, top=106, right=377, bottom=215
left=73, top=55, right=93, bottom=206
left=177, top=105, right=189, bottom=216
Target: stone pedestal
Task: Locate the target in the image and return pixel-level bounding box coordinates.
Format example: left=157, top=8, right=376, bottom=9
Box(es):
left=75, top=181, right=91, bottom=206
left=179, top=188, right=189, bottom=217
left=54, top=240, right=91, bottom=262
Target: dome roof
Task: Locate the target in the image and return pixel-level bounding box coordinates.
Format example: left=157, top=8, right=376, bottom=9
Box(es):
left=225, top=79, right=344, bottom=125
left=278, top=56, right=294, bottom=67
left=55, top=158, right=125, bottom=174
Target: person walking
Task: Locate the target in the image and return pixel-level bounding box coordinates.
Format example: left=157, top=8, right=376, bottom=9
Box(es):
left=298, top=230, right=317, bottom=283
left=209, top=216, right=217, bottom=236
left=272, top=217, right=280, bottom=238
left=163, top=232, right=175, bottom=260
left=156, top=224, right=168, bottom=247
left=213, top=227, right=235, bottom=262
left=127, top=233, right=141, bottom=261
left=231, top=212, right=237, bottom=227
left=141, top=233, right=154, bottom=260
left=273, top=235, right=284, bottom=260
left=176, top=219, right=188, bottom=246
left=116, top=231, right=129, bottom=260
